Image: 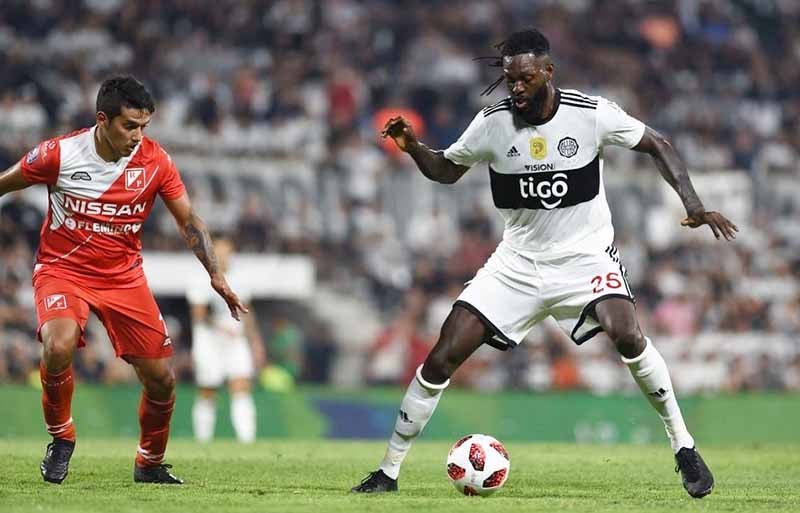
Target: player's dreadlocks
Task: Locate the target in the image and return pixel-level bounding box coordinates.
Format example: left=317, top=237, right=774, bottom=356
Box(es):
left=477, top=29, right=551, bottom=96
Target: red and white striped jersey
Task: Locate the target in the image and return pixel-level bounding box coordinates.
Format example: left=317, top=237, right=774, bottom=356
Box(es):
left=20, top=126, right=186, bottom=288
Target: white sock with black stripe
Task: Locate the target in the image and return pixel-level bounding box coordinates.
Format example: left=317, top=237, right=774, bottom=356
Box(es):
left=378, top=365, right=449, bottom=480
left=622, top=338, right=695, bottom=452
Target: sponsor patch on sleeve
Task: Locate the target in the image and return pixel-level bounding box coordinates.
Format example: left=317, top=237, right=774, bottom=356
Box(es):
left=26, top=145, right=41, bottom=164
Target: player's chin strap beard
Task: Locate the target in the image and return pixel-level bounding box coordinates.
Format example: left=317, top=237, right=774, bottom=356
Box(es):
left=520, top=86, right=552, bottom=124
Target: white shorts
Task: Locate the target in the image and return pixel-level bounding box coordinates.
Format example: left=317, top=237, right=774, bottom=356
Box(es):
left=192, top=328, right=254, bottom=388
left=456, top=242, right=633, bottom=349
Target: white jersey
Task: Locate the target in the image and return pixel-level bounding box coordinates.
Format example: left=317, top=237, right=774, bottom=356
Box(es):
left=444, top=89, right=645, bottom=259
left=187, top=272, right=251, bottom=339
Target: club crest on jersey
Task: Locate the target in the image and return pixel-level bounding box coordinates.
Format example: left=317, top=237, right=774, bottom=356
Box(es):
left=45, top=294, right=67, bottom=311
left=529, top=137, right=547, bottom=160
left=26, top=145, right=41, bottom=164
left=125, top=168, right=147, bottom=191
left=558, top=137, right=579, bottom=158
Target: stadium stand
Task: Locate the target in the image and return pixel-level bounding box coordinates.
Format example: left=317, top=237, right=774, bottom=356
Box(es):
left=1, top=0, right=798, bottom=391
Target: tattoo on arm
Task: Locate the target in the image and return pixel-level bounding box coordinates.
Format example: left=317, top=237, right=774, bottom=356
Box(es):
left=637, top=128, right=704, bottom=215
left=650, top=143, right=704, bottom=215
left=407, top=142, right=468, bottom=184
left=180, top=211, right=218, bottom=276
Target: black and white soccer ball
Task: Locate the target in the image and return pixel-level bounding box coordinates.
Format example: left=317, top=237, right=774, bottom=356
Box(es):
left=446, top=434, right=510, bottom=496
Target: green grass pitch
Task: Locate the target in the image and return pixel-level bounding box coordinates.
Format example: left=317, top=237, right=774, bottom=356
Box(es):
left=1, top=439, right=798, bottom=512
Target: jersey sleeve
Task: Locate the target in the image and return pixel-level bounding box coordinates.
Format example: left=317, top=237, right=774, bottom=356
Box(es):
left=443, top=110, right=494, bottom=167
left=157, top=148, right=186, bottom=200
left=19, top=139, right=60, bottom=185
left=596, top=97, right=646, bottom=149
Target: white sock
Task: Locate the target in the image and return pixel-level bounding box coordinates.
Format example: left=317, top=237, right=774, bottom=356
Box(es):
left=192, top=396, right=216, bottom=442
left=622, top=337, right=695, bottom=452
left=231, top=392, right=257, bottom=443
left=379, top=365, right=449, bottom=480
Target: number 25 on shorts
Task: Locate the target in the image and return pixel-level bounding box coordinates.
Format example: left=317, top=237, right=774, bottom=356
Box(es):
left=591, top=272, right=622, bottom=294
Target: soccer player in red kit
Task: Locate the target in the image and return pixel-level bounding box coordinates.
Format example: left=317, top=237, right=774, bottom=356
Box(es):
left=0, top=76, right=248, bottom=485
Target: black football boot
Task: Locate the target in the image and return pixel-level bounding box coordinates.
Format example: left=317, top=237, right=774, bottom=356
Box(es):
left=351, top=469, right=398, bottom=493
left=675, top=447, right=714, bottom=498
left=134, top=463, right=184, bottom=484
left=40, top=439, right=75, bottom=484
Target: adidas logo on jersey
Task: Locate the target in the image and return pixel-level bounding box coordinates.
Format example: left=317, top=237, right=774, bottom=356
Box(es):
left=506, top=146, right=520, bottom=158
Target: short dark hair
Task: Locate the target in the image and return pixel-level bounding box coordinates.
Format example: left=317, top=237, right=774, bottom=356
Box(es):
left=96, top=76, right=155, bottom=120
left=478, top=29, right=551, bottom=96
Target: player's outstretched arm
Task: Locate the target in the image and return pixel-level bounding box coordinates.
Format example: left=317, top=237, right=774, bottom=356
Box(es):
left=382, top=116, right=470, bottom=184
left=164, top=193, right=249, bottom=320
left=243, top=305, right=267, bottom=368
left=0, top=162, right=32, bottom=198
left=633, top=126, right=738, bottom=241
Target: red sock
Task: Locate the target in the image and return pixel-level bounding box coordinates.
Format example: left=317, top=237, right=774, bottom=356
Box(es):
left=136, top=392, right=175, bottom=468
left=40, top=362, right=76, bottom=442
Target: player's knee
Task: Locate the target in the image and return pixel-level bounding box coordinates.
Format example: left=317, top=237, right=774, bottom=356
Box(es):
left=145, top=369, right=176, bottom=398
left=160, top=370, right=177, bottom=393
left=198, top=387, right=217, bottom=399
left=229, top=378, right=251, bottom=394
left=606, top=323, right=645, bottom=358
left=41, top=330, right=78, bottom=369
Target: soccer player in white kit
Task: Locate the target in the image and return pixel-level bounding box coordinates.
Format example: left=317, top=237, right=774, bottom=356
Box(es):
left=188, top=236, right=264, bottom=443
left=352, top=29, right=738, bottom=498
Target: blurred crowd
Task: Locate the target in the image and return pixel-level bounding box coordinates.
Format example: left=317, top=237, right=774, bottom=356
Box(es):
left=1, top=0, right=799, bottom=392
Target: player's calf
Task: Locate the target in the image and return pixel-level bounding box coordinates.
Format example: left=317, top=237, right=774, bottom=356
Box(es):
left=422, top=306, right=487, bottom=383
left=40, top=438, right=75, bottom=484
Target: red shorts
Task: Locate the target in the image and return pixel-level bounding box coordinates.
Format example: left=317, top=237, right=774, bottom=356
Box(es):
left=33, top=274, right=173, bottom=359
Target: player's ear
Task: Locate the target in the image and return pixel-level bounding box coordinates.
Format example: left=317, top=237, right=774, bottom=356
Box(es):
left=96, top=111, right=109, bottom=128
left=544, top=61, right=554, bottom=81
